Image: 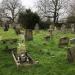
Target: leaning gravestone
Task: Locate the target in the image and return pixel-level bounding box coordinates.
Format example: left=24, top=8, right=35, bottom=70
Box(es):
left=59, top=37, right=69, bottom=47
left=67, top=47, right=75, bottom=63
left=70, top=38, right=75, bottom=44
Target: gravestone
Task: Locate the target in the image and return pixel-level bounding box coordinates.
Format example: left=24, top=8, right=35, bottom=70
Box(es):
left=50, top=24, right=54, bottom=30
left=71, top=24, right=75, bottom=33
left=44, top=25, right=54, bottom=41
left=49, top=25, right=54, bottom=35
left=48, top=29, right=53, bottom=37
left=59, top=37, right=69, bottom=47
left=12, top=22, right=16, bottom=29
left=20, top=31, right=24, bottom=34
left=66, top=24, right=71, bottom=32
left=70, top=38, right=75, bottom=44
left=54, top=26, right=57, bottom=31
left=61, top=24, right=66, bottom=33
left=13, top=23, right=21, bottom=35
left=35, top=23, right=39, bottom=30
left=44, top=34, right=50, bottom=41
left=15, top=24, right=21, bottom=35
left=3, top=22, right=9, bottom=31
left=34, top=23, right=39, bottom=34
left=67, top=47, right=75, bottom=63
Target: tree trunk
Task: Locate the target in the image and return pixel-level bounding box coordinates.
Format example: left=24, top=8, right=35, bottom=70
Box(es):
left=25, top=29, right=33, bottom=41
left=53, top=0, right=58, bottom=25
left=53, top=6, right=57, bottom=24
left=12, top=10, right=15, bottom=23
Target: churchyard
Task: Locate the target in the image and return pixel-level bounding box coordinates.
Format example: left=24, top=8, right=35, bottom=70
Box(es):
left=0, top=0, right=75, bottom=74
left=1, top=27, right=75, bottom=75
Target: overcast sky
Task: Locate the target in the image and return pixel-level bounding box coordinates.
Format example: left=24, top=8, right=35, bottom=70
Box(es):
left=21, top=0, right=37, bottom=11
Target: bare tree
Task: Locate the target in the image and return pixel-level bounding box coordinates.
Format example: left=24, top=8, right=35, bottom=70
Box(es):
left=69, top=0, right=75, bottom=16
left=67, top=0, right=75, bottom=22
left=37, top=0, right=69, bottom=24
left=67, top=0, right=75, bottom=32
left=37, top=0, right=50, bottom=18
left=1, top=0, right=22, bottom=23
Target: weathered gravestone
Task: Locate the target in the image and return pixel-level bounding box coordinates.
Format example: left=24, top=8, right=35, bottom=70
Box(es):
left=3, top=22, right=9, bottom=31
left=34, top=23, right=39, bottom=35
left=15, top=24, right=21, bottom=35
left=13, top=23, right=21, bottom=35
left=61, top=24, right=66, bottom=33
left=49, top=25, right=54, bottom=36
left=48, top=29, right=53, bottom=36
left=70, top=38, right=75, bottom=44
left=66, top=24, right=71, bottom=32
left=71, top=24, right=75, bottom=33
left=44, top=34, right=50, bottom=41
left=20, top=30, right=24, bottom=34
left=59, top=37, right=69, bottom=47
left=44, top=25, right=54, bottom=41
left=34, top=23, right=39, bottom=31
left=67, top=47, right=75, bottom=63
left=54, top=26, right=57, bottom=31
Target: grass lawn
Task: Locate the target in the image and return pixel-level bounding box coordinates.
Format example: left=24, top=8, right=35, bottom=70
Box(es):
left=0, top=28, right=75, bottom=75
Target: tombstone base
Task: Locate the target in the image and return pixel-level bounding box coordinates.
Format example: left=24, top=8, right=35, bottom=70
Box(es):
left=12, top=51, right=39, bottom=67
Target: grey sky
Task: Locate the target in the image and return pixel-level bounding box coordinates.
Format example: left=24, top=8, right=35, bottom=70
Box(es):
left=21, top=0, right=36, bottom=8
left=21, top=0, right=36, bottom=11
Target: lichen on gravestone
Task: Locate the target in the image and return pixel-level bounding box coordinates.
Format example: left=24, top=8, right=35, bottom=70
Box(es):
left=17, top=42, right=26, bottom=54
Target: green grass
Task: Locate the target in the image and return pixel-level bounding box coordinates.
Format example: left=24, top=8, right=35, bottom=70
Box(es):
left=0, top=28, right=75, bottom=75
